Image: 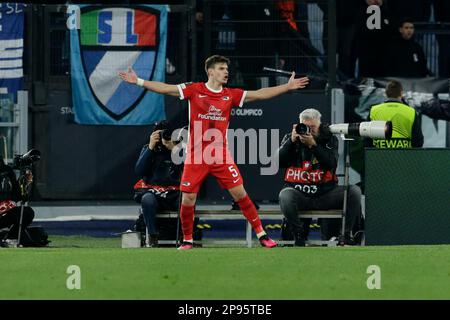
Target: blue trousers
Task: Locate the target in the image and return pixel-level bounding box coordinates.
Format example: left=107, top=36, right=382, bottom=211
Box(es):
left=141, top=193, right=159, bottom=235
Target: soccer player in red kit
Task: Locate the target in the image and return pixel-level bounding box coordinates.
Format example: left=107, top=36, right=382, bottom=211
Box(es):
left=119, top=55, right=309, bottom=250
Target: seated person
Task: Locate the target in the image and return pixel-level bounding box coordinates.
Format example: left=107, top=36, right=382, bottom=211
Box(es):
left=0, top=159, right=35, bottom=245
left=134, top=121, right=184, bottom=247
left=277, top=108, right=362, bottom=246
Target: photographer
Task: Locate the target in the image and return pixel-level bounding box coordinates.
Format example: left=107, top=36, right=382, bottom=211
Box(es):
left=277, top=109, right=362, bottom=246
left=0, top=158, right=35, bottom=244
left=134, top=121, right=184, bottom=247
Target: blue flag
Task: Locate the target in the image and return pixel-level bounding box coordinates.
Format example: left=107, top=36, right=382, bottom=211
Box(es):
left=70, top=5, right=168, bottom=125
left=0, top=3, right=26, bottom=101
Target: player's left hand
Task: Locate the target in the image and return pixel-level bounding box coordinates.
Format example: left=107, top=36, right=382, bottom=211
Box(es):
left=287, top=71, right=309, bottom=90
left=299, top=133, right=317, bottom=148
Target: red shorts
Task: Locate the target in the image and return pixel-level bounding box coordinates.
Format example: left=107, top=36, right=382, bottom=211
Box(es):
left=180, top=162, right=244, bottom=193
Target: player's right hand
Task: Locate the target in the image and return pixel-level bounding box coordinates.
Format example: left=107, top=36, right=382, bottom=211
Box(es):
left=149, top=130, right=161, bottom=150
left=118, top=67, right=138, bottom=84
left=291, top=124, right=301, bottom=143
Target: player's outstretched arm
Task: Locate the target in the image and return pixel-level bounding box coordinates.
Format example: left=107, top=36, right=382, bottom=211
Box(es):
left=118, top=67, right=180, bottom=97
left=244, top=72, right=309, bottom=103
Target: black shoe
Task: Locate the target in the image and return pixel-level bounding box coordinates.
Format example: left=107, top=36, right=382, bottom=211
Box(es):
left=147, top=234, right=158, bottom=248
left=338, top=233, right=356, bottom=246
left=343, top=237, right=356, bottom=246
left=293, top=229, right=306, bottom=247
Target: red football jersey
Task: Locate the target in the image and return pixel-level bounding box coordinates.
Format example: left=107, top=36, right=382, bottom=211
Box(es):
left=176, top=82, right=247, bottom=164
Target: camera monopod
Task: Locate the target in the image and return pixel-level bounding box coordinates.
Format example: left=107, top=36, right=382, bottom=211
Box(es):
left=16, top=169, right=31, bottom=248
left=337, top=135, right=353, bottom=246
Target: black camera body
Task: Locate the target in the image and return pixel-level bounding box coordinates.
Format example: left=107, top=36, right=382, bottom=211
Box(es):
left=295, top=123, right=311, bottom=135
left=152, top=121, right=176, bottom=153
left=13, top=149, right=41, bottom=170
left=159, top=129, right=173, bottom=141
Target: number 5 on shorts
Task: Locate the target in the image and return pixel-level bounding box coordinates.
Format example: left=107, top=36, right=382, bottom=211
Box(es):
left=228, top=165, right=239, bottom=178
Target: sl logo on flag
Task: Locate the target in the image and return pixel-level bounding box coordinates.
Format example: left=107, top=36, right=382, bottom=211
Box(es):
left=70, top=5, right=167, bottom=125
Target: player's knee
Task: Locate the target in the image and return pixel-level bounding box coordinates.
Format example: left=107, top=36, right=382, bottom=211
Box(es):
left=229, top=186, right=247, bottom=202
left=182, top=193, right=197, bottom=206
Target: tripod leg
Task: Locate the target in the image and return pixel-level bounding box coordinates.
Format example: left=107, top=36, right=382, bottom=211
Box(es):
left=339, top=140, right=350, bottom=246
left=17, top=203, right=25, bottom=247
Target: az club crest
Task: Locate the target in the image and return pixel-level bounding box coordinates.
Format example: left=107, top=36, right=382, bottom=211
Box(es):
left=78, top=6, right=160, bottom=120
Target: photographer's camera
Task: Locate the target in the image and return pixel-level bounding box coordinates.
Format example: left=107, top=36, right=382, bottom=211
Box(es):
left=13, top=149, right=41, bottom=170
left=295, top=123, right=311, bottom=135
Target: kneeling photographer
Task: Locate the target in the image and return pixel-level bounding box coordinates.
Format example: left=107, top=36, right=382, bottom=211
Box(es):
left=277, top=109, right=362, bottom=246
left=134, top=121, right=187, bottom=247
left=0, top=152, right=38, bottom=247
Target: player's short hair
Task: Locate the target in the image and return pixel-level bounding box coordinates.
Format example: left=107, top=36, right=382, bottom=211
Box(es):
left=385, top=80, right=403, bottom=98
left=299, top=108, right=321, bottom=123
left=205, top=55, right=230, bottom=73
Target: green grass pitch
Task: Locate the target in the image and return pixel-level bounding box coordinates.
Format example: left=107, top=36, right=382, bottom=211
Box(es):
left=0, top=236, right=449, bottom=300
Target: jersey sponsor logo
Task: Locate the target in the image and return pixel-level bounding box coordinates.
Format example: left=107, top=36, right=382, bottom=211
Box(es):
left=197, top=105, right=227, bottom=121
left=208, top=105, right=222, bottom=115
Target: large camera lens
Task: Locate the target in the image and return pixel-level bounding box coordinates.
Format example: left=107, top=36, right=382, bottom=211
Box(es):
left=295, top=123, right=311, bottom=135
left=328, top=121, right=393, bottom=139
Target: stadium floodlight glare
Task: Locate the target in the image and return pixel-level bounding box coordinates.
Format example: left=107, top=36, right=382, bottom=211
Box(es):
left=328, top=121, right=393, bottom=139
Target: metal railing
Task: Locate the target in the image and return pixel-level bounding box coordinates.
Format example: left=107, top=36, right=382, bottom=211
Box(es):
left=0, top=92, right=28, bottom=165
left=415, top=22, right=450, bottom=77
left=202, top=0, right=333, bottom=89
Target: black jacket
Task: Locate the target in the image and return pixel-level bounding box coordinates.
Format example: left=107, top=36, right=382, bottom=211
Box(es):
left=0, top=161, right=20, bottom=202
left=278, top=124, right=339, bottom=196
left=386, top=37, right=430, bottom=77
left=134, top=145, right=183, bottom=187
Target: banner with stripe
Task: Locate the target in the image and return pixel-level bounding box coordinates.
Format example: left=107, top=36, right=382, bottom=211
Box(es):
left=0, top=3, right=26, bottom=100
left=70, top=5, right=168, bottom=125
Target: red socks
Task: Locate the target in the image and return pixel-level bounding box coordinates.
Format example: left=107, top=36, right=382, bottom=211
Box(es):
left=237, top=195, right=264, bottom=234
left=180, top=204, right=195, bottom=241
left=181, top=196, right=264, bottom=241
